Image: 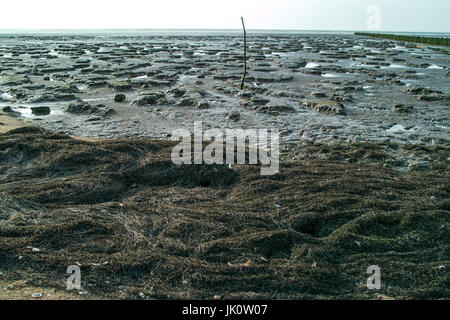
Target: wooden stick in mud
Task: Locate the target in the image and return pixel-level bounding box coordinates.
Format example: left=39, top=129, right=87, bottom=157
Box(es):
left=240, top=17, right=247, bottom=90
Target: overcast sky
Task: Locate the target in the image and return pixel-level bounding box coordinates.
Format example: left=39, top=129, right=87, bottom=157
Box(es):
left=1, top=0, right=449, bottom=32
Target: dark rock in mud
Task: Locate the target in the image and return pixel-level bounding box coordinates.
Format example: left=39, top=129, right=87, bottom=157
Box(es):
left=2, top=106, right=14, bottom=113
left=114, top=94, right=126, bottom=102
left=31, top=106, right=51, bottom=116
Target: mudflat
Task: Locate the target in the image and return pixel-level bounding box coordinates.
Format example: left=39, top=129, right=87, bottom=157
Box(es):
left=0, top=31, right=449, bottom=299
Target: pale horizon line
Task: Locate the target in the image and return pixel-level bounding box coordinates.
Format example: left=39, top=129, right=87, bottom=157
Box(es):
left=0, top=28, right=449, bottom=35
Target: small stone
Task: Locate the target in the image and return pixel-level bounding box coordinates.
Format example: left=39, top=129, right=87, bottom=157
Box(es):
left=114, top=94, right=126, bottom=102
left=32, top=292, right=43, bottom=298
left=2, top=106, right=13, bottom=113
left=31, top=106, right=50, bottom=116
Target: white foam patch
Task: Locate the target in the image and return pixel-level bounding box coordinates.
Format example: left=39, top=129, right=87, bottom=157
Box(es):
left=428, top=64, right=443, bottom=69
left=1, top=92, right=13, bottom=100
left=305, top=62, right=320, bottom=69
left=386, top=124, right=416, bottom=134
left=388, top=64, right=406, bottom=68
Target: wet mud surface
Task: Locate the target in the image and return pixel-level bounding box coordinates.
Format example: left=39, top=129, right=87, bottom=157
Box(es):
left=0, top=32, right=449, bottom=145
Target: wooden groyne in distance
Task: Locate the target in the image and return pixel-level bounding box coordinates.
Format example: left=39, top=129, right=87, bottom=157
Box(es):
left=355, top=32, right=450, bottom=47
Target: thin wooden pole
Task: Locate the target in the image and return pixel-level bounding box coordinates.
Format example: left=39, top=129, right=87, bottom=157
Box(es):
left=240, top=17, right=247, bottom=90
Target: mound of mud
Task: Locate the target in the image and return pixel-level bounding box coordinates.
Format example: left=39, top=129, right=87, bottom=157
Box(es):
left=0, top=127, right=448, bottom=299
